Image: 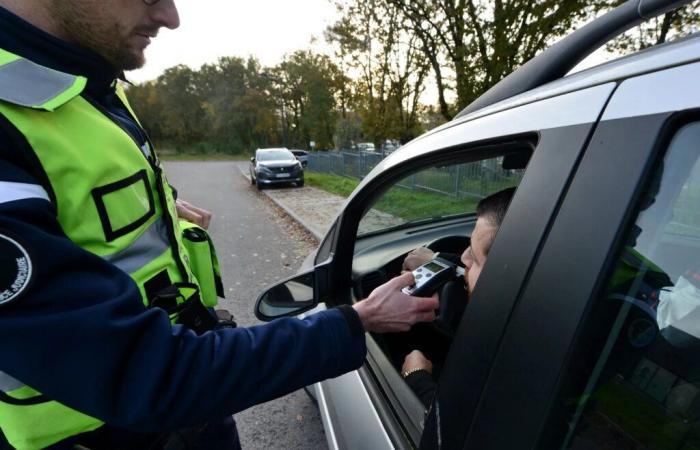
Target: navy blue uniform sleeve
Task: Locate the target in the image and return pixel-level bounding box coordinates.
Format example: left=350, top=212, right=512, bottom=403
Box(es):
left=0, top=158, right=366, bottom=431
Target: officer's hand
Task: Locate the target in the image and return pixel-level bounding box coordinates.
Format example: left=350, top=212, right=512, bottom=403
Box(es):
left=402, top=350, right=433, bottom=375
left=402, top=246, right=437, bottom=273
left=352, top=272, right=438, bottom=333
left=176, top=199, right=213, bottom=230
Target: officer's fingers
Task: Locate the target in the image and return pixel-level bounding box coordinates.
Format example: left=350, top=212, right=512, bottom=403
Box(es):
left=415, top=309, right=437, bottom=324
left=390, top=271, right=415, bottom=289
left=411, top=294, right=439, bottom=312
left=408, top=298, right=437, bottom=324
left=392, top=322, right=411, bottom=333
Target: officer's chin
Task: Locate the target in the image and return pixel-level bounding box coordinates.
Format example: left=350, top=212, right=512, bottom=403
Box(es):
left=115, top=45, right=147, bottom=72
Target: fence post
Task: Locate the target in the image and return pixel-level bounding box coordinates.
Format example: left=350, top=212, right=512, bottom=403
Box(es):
left=454, top=164, right=461, bottom=198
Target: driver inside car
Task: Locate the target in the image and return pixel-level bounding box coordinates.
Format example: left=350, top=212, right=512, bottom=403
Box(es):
left=399, top=187, right=516, bottom=407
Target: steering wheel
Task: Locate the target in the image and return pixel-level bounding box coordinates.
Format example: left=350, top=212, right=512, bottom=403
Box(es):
left=426, top=235, right=470, bottom=255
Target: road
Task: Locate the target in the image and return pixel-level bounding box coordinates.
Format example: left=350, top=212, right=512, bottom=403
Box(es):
left=163, top=160, right=328, bottom=450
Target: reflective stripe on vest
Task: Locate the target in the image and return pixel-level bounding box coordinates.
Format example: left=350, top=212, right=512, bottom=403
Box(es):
left=0, top=372, right=23, bottom=392
left=0, top=182, right=50, bottom=204
left=103, top=218, right=170, bottom=274
left=0, top=54, right=86, bottom=111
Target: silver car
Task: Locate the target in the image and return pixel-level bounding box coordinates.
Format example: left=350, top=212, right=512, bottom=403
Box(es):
left=249, top=148, right=304, bottom=190
left=257, top=1, right=700, bottom=448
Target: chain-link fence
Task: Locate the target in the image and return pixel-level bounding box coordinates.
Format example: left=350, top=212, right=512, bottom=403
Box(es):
left=307, top=150, right=385, bottom=179
left=307, top=150, right=523, bottom=199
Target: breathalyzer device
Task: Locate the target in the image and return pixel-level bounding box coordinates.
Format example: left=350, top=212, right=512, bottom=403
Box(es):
left=402, top=257, right=465, bottom=297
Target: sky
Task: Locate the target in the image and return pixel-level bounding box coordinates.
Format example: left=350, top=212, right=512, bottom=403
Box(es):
left=124, top=0, right=621, bottom=105
left=127, top=0, right=339, bottom=84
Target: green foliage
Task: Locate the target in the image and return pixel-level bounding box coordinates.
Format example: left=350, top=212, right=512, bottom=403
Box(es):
left=605, top=3, right=700, bottom=53
left=327, top=0, right=429, bottom=146
left=128, top=51, right=347, bottom=154
left=305, top=171, right=360, bottom=197
left=127, top=1, right=690, bottom=154
left=370, top=0, right=616, bottom=118
left=271, top=51, right=342, bottom=150
left=306, top=170, right=483, bottom=222
left=128, top=58, right=279, bottom=154
left=373, top=186, right=479, bottom=222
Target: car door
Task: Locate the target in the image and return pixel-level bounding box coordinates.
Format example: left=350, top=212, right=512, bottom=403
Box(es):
left=458, top=61, right=700, bottom=450
left=313, top=82, right=617, bottom=450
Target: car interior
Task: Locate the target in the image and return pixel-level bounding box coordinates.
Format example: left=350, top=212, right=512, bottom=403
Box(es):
left=349, top=150, right=531, bottom=388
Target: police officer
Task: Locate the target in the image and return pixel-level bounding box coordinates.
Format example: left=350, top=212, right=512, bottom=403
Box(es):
left=0, top=0, right=438, bottom=448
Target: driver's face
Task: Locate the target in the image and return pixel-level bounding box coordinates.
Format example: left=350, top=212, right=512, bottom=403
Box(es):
left=460, top=217, right=495, bottom=295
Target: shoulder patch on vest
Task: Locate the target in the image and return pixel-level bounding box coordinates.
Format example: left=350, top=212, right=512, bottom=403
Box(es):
left=0, top=233, right=33, bottom=306
left=0, top=58, right=86, bottom=110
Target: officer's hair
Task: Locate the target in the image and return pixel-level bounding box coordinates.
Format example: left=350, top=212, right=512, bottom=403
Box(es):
left=476, top=187, right=516, bottom=254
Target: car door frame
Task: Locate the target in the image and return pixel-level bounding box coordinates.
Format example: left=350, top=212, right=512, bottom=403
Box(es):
left=460, top=61, right=700, bottom=450
left=311, top=83, right=618, bottom=450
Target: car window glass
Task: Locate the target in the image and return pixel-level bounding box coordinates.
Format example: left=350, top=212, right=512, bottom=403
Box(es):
left=357, top=156, right=525, bottom=236
left=257, top=150, right=294, bottom=161
left=545, top=121, right=700, bottom=450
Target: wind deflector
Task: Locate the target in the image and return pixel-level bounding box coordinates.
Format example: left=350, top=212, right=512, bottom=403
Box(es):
left=456, top=0, right=693, bottom=118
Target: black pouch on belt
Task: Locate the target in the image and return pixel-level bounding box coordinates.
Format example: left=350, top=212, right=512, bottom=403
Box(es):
left=151, top=283, right=218, bottom=335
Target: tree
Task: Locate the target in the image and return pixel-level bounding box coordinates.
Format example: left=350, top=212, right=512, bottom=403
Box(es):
left=606, top=3, right=700, bottom=53
left=327, top=0, right=429, bottom=146
left=127, top=58, right=280, bottom=153
left=200, top=56, right=278, bottom=152
left=271, top=51, right=343, bottom=150
left=152, top=65, right=209, bottom=147
left=376, top=0, right=612, bottom=119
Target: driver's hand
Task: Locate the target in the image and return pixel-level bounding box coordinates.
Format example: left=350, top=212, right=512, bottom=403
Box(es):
left=402, top=350, right=433, bottom=375
left=402, top=246, right=437, bottom=273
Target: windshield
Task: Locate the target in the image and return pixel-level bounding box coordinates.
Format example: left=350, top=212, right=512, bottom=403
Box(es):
left=257, top=150, right=294, bottom=161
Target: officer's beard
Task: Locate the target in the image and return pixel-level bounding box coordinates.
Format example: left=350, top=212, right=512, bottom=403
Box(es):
left=50, top=2, right=151, bottom=72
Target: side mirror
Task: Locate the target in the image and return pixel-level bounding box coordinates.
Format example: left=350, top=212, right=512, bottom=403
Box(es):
left=250, top=157, right=255, bottom=163
left=255, top=270, right=318, bottom=320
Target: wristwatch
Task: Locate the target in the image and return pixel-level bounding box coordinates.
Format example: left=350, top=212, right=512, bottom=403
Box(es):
left=401, top=368, right=428, bottom=379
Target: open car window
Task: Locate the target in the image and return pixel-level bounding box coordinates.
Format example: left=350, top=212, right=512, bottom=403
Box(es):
left=357, top=156, right=525, bottom=236
left=351, top=149, right=530, bottom=444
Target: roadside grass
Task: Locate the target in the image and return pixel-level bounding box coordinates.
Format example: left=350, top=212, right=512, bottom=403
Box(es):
left=375, top=188, right=479, bottom=221
left=306, top=170, right=481, bottom=221
left=305, top=171, right=359, bottom=197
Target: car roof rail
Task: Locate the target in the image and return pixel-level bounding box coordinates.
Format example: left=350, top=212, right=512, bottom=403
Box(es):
left=456, top=0, right=694, bottom=118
